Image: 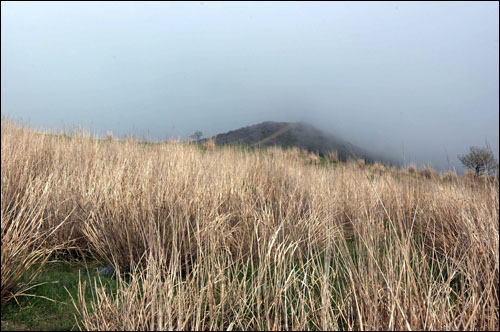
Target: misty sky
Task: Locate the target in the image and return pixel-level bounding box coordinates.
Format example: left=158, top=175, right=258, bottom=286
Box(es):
left=1, top=1, right=499, bottom=172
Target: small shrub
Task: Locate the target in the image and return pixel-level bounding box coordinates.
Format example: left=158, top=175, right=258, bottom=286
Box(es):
left=419, top=166, right=436, bottom=180
left=458, top=145, right=498, bottom=176
left=407, top=164, right=417, bottom=174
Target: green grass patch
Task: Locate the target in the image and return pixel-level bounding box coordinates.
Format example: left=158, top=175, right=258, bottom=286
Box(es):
left=1, top=259, right=117, bottom=331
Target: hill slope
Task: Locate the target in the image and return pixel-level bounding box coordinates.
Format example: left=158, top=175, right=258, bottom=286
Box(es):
left=203, top=121, right=384, bottom=163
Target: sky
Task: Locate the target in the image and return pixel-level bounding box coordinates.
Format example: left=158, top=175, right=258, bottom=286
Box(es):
left=1, top=1, right=499, bottom=172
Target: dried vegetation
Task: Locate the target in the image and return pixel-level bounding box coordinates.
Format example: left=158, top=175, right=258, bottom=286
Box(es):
left=2, top=120, right=498, bottom=330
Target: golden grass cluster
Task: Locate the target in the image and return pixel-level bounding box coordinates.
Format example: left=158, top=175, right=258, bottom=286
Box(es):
left=443, top=170, right=459, bottom=183
left=370, top=161, right=386, bottom=174
left=2, top=120, right=499, bottom=330
left=202, top=137, right=216, bottom=151
left=418, top=166, right=437, bottom=180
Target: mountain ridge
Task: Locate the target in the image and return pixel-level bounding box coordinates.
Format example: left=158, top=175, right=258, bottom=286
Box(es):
left=201, top=121, right=396, bottom=165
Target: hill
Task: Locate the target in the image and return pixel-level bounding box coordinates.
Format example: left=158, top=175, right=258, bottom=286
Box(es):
left=202, top=121, right=389, bottom=164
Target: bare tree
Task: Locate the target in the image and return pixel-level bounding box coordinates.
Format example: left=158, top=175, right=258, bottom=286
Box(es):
left=458, top=146, right=498, bottom=176
left=189, top=131, right=203, bottom=142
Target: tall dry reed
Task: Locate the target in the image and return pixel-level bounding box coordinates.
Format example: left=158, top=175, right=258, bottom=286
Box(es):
left=1, top=121, right=70, bottom=303
left=2, top=120, right=498, bottom=330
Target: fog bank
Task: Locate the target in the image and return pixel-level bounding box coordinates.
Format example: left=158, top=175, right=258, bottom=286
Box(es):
left=2, top=1, right=498, bottom=173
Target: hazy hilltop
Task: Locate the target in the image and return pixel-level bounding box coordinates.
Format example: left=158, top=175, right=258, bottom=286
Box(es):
left=202, top=121, right=397, bottom=165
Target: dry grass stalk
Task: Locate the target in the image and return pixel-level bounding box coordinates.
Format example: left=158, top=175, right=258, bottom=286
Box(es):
left=305, top=152, right=320, bottom=165
left=443, top=170, right=458, bottom=182
left=1, top=121, right=70, bottom=303
left=462, top=169, right=476, bottom=182
left=203, top=137, right=216, bottom=151
left=371, top=161, right=386, bottom=174
left=357, top=158, right=366, bottom=168
left=326, top=150, right=339, bottom=163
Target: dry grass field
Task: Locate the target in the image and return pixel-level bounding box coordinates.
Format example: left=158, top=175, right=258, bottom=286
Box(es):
left=1, top=120, right=498, bottom=330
